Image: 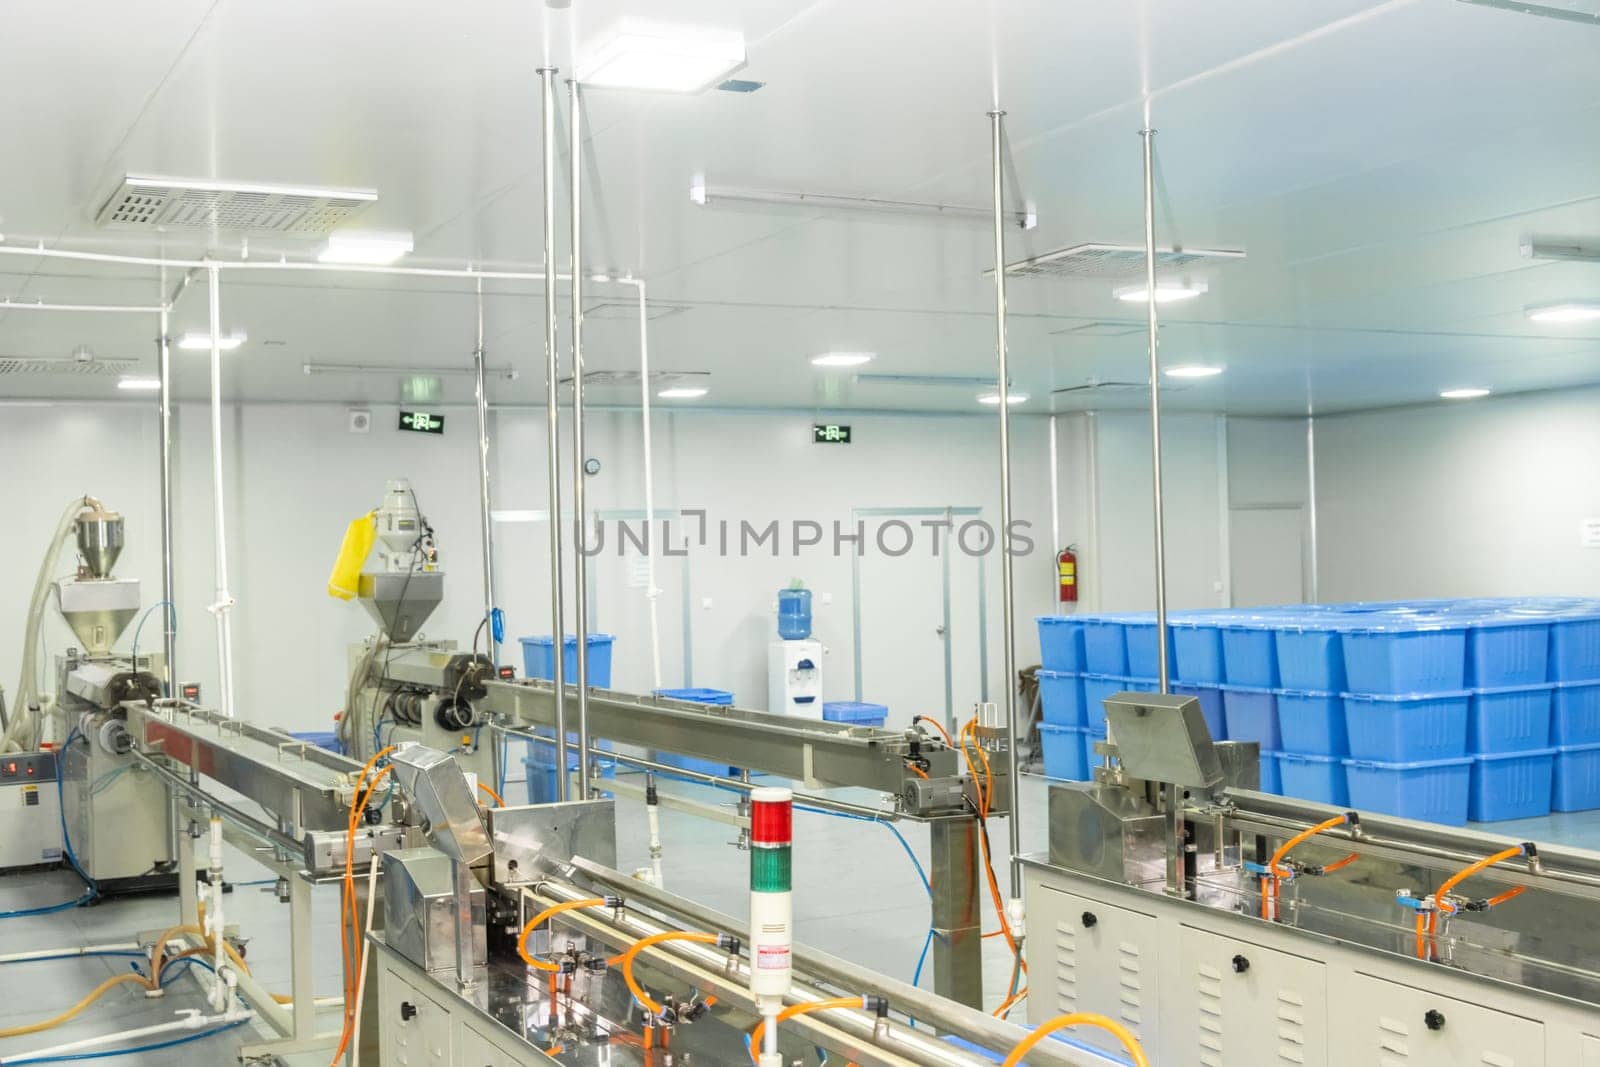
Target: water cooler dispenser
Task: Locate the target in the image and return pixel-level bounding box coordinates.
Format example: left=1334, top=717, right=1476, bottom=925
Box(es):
left=768, top=587, right=822, bottom=718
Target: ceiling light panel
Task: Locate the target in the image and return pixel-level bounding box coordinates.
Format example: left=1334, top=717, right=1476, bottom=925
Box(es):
left=658, top=386, right=709, bottom=399
left=1114, top=281, right=1208, bottom=303
left=117, top=377, right=161, bottom=391
left=1003, top=243, right=1244, bottom=281
left=811, top=352, right=875, bottom=367
left=1440, top=387, right=1491, bottom=399
left=318, top=231, right=413, bottom=265
left=1165, top=365, right=1224, bottom=378
left=178, top=332, right=246, bottom=351
left=1525, top=302, right=1600, bottom=323
left=576, top=27, right=746, bottom=93
left=95, top=175, right=376, bottom=234
left=978, top=392, right=1028, bottom=405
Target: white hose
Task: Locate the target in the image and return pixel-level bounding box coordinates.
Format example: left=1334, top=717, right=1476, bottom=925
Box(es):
left=348, top=853, right=381, bottom=1062
left=647, top=801, right=664, bottom=889
left=4, top=497, right=92, bottom=752
left=0, top=1007, right=252, bottom=1064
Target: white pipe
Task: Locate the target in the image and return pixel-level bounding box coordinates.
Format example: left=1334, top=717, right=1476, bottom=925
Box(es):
left=3, top=497, right=91, bottom=752
left=0, top=942, right=141, bottom=964
left=0, top=1007, right=253, bottom=1064
left=0, top=299, right=169, bottom=313
left=1048, top=414, right=1060, bottom=615
left=206, top=817, right=228, bottom=1011
left=646, top=778, right=665, bottom=889
left=348, top=852, right=381, bottom=1065
left=204, top=268, right=237, bottom=720
left=625, top=278, right=664, bottom=690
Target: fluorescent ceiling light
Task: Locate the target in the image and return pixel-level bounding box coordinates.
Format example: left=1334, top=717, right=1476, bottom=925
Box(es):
left=1440, top=387, right=1491, bottom=400
left=575, top=27, right=745, bottom=93
left=318, top=231, right=413, bottom=265
left=177, top=332, right=246, bottom=351
left=1165, top=365, right=1224, bottom=379
left=692, top=178, right=1037, bottom=230
left=1113, top=280, right=1208, bottom=303
left=811, top=352, right=875, bottom=367
left=978, top=392, right=1028, bottom=406
left=658, top=387, right=708, bottom=399
left=1525, top=302, right=1600, bottom=323
left=116, top=376, right=160, bottom=391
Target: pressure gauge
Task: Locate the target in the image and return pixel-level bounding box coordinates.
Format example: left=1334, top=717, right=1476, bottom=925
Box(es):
left=584, top=457, right=602, bottom=476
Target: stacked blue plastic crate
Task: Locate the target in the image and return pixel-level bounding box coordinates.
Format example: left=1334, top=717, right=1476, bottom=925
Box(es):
left=1038, top=599, right=1600, bottom=823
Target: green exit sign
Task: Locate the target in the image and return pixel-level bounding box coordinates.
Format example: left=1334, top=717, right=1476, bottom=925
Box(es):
left=813, top=424, right=851, bottom=444
left=399, top=410, right=445, bottom=435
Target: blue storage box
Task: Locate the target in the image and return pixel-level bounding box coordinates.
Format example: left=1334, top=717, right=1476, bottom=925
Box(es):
left=1345, top=756, right=1473, bottom=826
left=290, top=731, right=343, bottom=754
left=654, top=687, right=735, bottom=705
left=520, top=634, right=616, bottom=688
left=1123, top=619, right=1177, bottom=679
left=1222, top=686, right=1281, bottom=750
left=1552, top=681, right=1600, bottom=745
left=1341, top=624, right=1467, bottom=694
left=1081, top=674, right=1155, bottom=733
left=1038, top=724, right=1090, bottom=781
left=822, top=701, right=888, bottom=727
left=1037, top=670, right=1087, bottom=727
left=1551, top=615, right=1600, bottom=681
left=1082, top=618, right=1129, bottom=675
left=1259, top=749, right=1283, bottom=794
left=1467, top=684, right=1552, bottom=754
left=1553, top=743, right=1600, bottom=812
left=1173, top=682, right=1227, bottom=741
left=1276, top=690, right=1346, bottom=757
left=1465, top=619, right=1550, bottom=687
left=1037, top=616, right=1086, bottom=672
left=1277, top=752, right=1349, bottom=806
left=1222, top=624, right=1280, bottom=688
left=1468, top=749, right=1555, bottom=822
left=1172, top=619, right=1225, bottom=684
left=653, top=752, right=741, bottom=778
left=1343, top=691, right=1469, bottom=762
left=1274, top=623, right=1347, bottom=692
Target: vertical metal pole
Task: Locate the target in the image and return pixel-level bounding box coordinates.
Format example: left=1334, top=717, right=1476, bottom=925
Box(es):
left=1141, top=121, right=1185, bottom=897
left=538, top=66, right=568, bottom=799
left=206, top=266, right=236, bottom=719
left=1306, top=416, right=1320, bottom=602
left=473, top=278, right=499, bottom=667
left=569, top=78, right=592, bottom=799
left=157, top=305, right=177, bottom=695
left=988, top=110, right=1023, bottom=902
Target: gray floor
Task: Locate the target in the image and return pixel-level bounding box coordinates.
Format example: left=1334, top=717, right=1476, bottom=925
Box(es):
left=0, top=774, right=1051, bottom=1063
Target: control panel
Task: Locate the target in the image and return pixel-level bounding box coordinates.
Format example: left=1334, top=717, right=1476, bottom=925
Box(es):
left=1, top=751, right=58, bottom=784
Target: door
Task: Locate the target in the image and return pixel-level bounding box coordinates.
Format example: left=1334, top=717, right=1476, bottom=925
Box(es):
left=1030, top=885, right=1161, bottom=1057
left=378, top=964, right=453, bottom=1066
left=1339, top=973, right=1545, bottom=1066
left=1179, top=925, right=1328, bottom=1067
left=1230, top=506, right=1307, bottom=607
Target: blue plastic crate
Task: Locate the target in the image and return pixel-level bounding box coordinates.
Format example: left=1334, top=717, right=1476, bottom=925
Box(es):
left=1468, top=749, right=1555, bottom=822
left=1467, top=684, right=1553, bottom=754
left=523, top=748, right=616, bottom=804
left=654, top=688, right=735, bottom=705
left=290, top=731, right=342, bottom=754
left=520, top=634, right=616, bottom=688
left=1551, top=615, right=1600, bottom=681
left=1553, top=743, right=1600, bottom=812
left=653, top=752, right=741, bottom=778
left=1345, top=756, right=1473, bottom=826
left=1173, top=682, right=1227, bottom=741
left=1038, top=670, right=1087, bottom=728
left=1552, top=681, right=1600, bottom=745
left=1277, top=751, right=1349, bottom=806
left=1465, top=619, right=1550, bottom=687
left=1259, top=749, right=1283, bottom=794
left=1222, top=686, right=1281, bottom=750
left=1276, top=690, right=1347, bottom=757
left=822, top=701, right=887, bottom=727
left=1343, top=691, right=1469, bottom=762
left=1082, top=618, right=1129, bottom=675
left=1037, top=616, right=1086, bottom=672
left=1081, top=674, right=1154, bottom=733
left=1274, top=623, right=1347, bottom=692
left=1172, top=619, right=1225, bottom=684
left=1123, top=619, right=1177, bottom=679
left=1341, top=624, right=1467, bottom=694
left=1222, top=624, right=1280, bottom=688
left=1038, top=724, right=1090, bottom=781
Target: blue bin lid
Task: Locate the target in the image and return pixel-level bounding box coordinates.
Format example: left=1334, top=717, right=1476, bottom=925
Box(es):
left=1277, top=688, right=1338, bottom=698
left=1035, top=722, right=1087, bottom=738
left=1469, top=682, right=1555, bottom=696
left=1036, top=615, right=1083, bottom=627
left=1558, top=741, right=1600, bottom=754
left=1344, top=755, right=1473, bottom=770
left=1036, top=668, right=1081, bottom=680
left=1342, top=690, right=1471, bottom=704
left=1275, top=751, right=1341, bottom=765
left=654, top=687, right=734, bottom=704
left=1472, top=747, right=1557, bottom=763
left=520, top=633, right=616, bottom=647
left=822, top=700, right=888, bottom=723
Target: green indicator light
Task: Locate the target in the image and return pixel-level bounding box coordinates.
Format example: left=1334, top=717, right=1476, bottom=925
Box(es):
left=750, top=844, right=792, bottom=893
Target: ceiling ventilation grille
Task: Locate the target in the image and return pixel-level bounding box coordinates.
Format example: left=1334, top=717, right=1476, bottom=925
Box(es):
left=95, top=175, right=377, bottom=234
left=1003, top=243, right=1245, bottom=281
left=0, top=357, right=133, bottom=376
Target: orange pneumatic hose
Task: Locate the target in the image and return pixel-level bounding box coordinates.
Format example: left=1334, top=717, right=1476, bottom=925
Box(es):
left=517, top=899, right=613, bottom=973
left=619, top=931, right=721, bottom=1016
left=1262, top=813, right=1355, bottom=921
left=1427, top=845, right=1529, bottom=939
left=1000, top=1012, right=1150, bottom=1067
left=747, top=997, right=866, bottom=1066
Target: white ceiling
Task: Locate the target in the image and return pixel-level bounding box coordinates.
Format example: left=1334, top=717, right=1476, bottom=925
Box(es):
left=1, top=0, right=1598, bottom=414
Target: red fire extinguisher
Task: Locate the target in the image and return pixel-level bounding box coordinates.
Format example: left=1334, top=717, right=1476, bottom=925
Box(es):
left=1057, top=545, right=1078, bottom=604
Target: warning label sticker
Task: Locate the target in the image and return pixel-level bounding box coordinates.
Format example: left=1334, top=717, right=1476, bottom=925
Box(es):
left=756, top=945, right=791, bottom=970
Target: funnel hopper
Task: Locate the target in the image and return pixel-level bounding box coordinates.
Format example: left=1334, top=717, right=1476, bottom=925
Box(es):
left=75, top=508, right=125, bottom=579
left=357, top=571, right=443, bottom=644
left=56, top=578, right=141, bottom=655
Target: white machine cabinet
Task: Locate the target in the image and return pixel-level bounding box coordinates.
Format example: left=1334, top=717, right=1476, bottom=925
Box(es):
left=1177, top=925, right=1328, bottom=1067
left=378, top=961, right=454, bottom=1066
left=1030, top=883, right=1161, bottom=1056
left=1337, top=973, right=1545, bottom=1066
left=457, top=1020, right=535, bottom=1066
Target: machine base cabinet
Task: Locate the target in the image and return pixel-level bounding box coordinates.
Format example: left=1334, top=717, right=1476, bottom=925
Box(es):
left=1023, top=860, right=1600, bottom=1067
left=376, top=941, right=558, bottom=1066
left=378, top=962, right=454, bottom=1065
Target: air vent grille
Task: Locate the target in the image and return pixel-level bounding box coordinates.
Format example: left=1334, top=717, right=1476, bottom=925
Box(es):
left=0, top=357, right=133, bottom=376
left=1005, top=242, right=1245, bottom=281
left=95, top=175, right=377, bottom=234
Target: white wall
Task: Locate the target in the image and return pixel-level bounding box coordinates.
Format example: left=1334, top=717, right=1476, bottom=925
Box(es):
left=1315, top=388, right=1600, bottom=601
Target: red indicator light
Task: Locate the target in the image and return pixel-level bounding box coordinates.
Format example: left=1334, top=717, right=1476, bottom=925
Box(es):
left=749, top=787, right=793, bottom=846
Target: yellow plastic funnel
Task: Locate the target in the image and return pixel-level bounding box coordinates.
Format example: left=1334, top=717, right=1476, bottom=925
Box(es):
left=328, top=512, right=377, bottom=600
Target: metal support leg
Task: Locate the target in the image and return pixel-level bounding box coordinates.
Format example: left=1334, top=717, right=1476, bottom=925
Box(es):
left=930, top=817, right=984, bottom=1009
left=176, top=802, right=199, bottom=928
left=290, top=872, right=316, bottom=1040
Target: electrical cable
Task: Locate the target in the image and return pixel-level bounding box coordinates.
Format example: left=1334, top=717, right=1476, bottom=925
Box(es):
left=55, top=730, right=97, bottom=898
left=0, top=951, right=145, bottom=967
left=0, top=893, right=95, bottom=920
left=127, top=600, right=175, bottom=668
